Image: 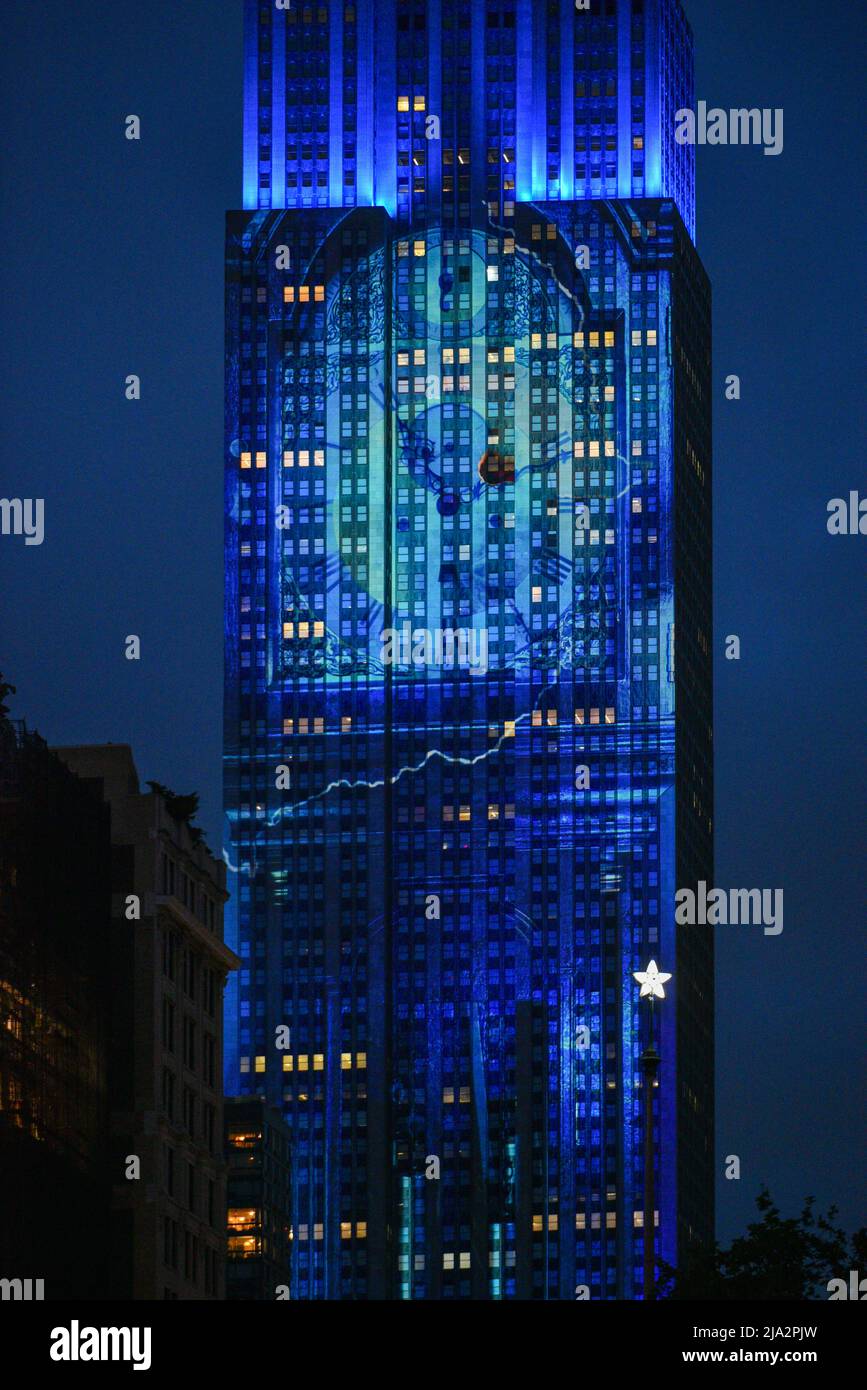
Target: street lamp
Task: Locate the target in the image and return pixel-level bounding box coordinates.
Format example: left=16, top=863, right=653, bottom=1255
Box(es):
left=632, top=960, right=670, bottom=1300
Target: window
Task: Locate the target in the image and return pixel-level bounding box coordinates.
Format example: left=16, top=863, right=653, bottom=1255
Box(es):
left=162, top=997, right=175, bottom=1053
left=183, top=1017, right=197, bottom=1070
left=162, top=1068, right=175, bottom=1121
left=163, top=1218, right=178, bottom=1270
left=183, top=1086, right=196, bottom=1136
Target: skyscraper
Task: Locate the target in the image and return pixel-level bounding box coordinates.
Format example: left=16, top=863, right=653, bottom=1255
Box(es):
left=224, top=0, right=712, bottom=1300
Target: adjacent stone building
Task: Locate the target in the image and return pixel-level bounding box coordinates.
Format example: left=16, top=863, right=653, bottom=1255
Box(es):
left=55, top=745, right=239, bottom=1300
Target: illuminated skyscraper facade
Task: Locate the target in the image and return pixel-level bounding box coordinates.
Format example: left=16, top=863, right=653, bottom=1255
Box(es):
left=224, top=0, right=712, bottom=1299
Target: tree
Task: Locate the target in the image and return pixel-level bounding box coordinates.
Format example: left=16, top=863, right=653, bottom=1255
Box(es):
left=0, top=672, right=16, bottom=719
left=661, top=1188, right=866, bottom=1300
left=147, top=780, right=207, bottom=847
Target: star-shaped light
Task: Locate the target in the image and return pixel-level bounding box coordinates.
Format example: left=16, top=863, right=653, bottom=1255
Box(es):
left=633, top=960, right=671, bottom=1000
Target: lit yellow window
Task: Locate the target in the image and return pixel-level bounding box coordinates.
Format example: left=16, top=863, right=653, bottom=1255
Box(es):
left=531, top=333, right=542, bottom=349
left=397, top=95, right=409, bottom=112
left=574, top=331, right=585, bottom=348
left=341, top=716, right=352, bottom=732
left=297, top=1054, right=309, bottom=1071
left=413, top=348, right=425, bottom=364
left=356, top=1222, right=367, bottom=1239
left=283, top=286, right=295, bottom=303
left=604, top=330, right=615, bottom=346
left=240, top=451, right=252, bottom=469
left=632, top=329, right=642, bottom=346
left=487, top=804, right=499, bottom=820
left=314, top=284, right=324, bottom=301
left=589, top=332, right=599, bottom=347
left=532, top=586, right=542, bottom=603
left=313, top=622, right=325, bottom=638
left=341, top=1222, right=352, bottom=1239
left=413, top=240, right=425, bottom=257
left=532, top=710, right=543, bottom=727
left=413, top=95, right=426, bottom=111
left=647, top=329, right=657, bottom=346
left=459, top=805, right=471, bottom=822
left=504, top=720, right=515, bottom=738
left=605, top=707, right=616, bottom=724
left=590, top=708, right=600, bottom=724
left=341, top=1053, right=352, bottom=1070
left=548, top=1214, right=559, bottom=1231
left=632, top=498, right=642, bottom=513
left=459, top=1252, right=471, bottom=1268
left=532, top=1214, right=543, bottom=1232
left=314, top=449, right=324, bottom=467
left=282, top=1055, right=293, bottom=1071
left=254, top=1056, right=266, bottom=1073
left=299, top=286, right=309, bottom=302
left=547, top=709, right=557, bottom=726
left=504, top=345, right=515, bottom=363
left=356, top=1052, right=367, bottom=1069
left=255, top=451, right=266, bottom=469
left=605, top=440, right=615, bottom=456
left=443, top=1087, right=455, bottom=1103
left=283, top=450, right=293, bottom=467
left=283, top=718, right=293, bottom=734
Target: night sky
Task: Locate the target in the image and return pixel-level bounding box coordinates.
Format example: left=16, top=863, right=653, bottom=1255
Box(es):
left=1, top=0, right=863, bottom=1245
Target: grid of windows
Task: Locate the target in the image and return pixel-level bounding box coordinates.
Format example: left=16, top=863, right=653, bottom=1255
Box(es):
left=227, top=0, right=711, bottom=1300
left=243, top=0, right=696, bottom=240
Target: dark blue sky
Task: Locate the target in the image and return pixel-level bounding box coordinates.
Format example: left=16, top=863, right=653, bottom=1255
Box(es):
left=1, top=0, right=863, bottom=1244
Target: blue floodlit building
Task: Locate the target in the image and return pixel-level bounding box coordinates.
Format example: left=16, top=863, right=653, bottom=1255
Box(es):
left=224, top=0, right=712, bottom=1299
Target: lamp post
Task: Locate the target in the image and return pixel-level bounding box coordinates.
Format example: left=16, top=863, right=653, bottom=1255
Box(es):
left=632, top=960, right=671, bottom=1301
